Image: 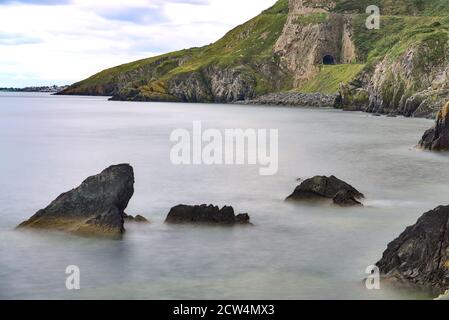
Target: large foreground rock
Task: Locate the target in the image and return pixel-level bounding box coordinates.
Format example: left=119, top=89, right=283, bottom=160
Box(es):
left=376, top=205, right=449, bottom=295
left=17, top=164, right=134, bottom=236
left=419, top=102, right=449, bottom=151
left=286, top=175, right=364, bottom=206
left=165, top=205, right=251, bottom=225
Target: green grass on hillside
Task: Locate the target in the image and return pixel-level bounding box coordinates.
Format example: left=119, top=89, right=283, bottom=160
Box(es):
left=351, top=14, right=449, bottom=64
left=169, top=11, right=288, bottom=73
left=67, top=0, right=290, bottom=95
left=332, top=0, right=449, bottom=15
left=299, top=64, right=365, bottom=94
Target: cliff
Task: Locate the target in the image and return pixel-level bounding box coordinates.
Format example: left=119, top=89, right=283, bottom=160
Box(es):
left=60, top=0, right=449, bottom=117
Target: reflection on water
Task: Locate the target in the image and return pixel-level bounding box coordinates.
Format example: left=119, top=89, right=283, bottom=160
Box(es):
left=0, top=92, right=446, bottom=299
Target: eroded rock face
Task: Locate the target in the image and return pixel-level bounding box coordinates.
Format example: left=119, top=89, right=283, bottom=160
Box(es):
left=286, top=175, right=364, bottom=206
left=338, top=41, right=449, bottom=118
left=165, top=205, right=251, bottom=225
left=376, top=205, right=449, bottom=295
left=419, top=102, right=449, bottom=151
left=17, top=164, right=134, bottom=236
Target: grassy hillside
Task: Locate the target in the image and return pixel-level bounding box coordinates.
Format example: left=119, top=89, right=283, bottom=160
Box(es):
left=299, top=64, right=365, bottom=94
left=62, top=0, right=449, bottom=100
left=62, top=0, right=291, bottom=99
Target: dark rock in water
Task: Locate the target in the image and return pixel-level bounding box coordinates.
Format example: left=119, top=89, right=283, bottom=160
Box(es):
left=134, top=215, right=150, bottom=223
left=332, top=190, right=363, bottom=207
left=286, top=175, right=364, bottom=206
left=17, top=164, right=134, bottom=236
left=376, top=205, right=449, bottom=295
left=235, top=213, right=251, bottom=224
left=419, top=102, right=449, bottom=151
left=165, top=204, right=251, bottom=225
left=123, top=213, right=134, bottom=221
left=123, top=213, right=149, bottom=223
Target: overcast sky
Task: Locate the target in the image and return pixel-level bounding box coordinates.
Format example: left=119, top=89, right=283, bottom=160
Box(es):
left=0, top=0, right=276, bottom=87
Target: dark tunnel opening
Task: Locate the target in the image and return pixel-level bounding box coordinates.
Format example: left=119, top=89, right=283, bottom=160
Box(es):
left=323, top=55, right=336, bottom=65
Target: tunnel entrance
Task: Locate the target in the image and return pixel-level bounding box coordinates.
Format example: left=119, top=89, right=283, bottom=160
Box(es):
left=323, top=55, right=336, bottom=65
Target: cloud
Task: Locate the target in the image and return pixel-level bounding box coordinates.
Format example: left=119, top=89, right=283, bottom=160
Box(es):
left=0, top=32, right=42, bottom=45
left=0, top=0, right=277, bottom=86
left=0, top=0, right=71, bottom=4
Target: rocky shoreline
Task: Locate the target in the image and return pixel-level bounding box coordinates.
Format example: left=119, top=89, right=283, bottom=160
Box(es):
left=236, top=92, right=338, bottom=108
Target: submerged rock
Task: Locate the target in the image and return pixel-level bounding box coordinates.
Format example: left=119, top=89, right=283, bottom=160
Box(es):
left=124, top=213, right=150, bottom=223
left=17, top=164, right=134, bottom=236
left=286, top=175, right=364, bottom=206
left=165, top=204, right=251, bottom=225
left=332, top=190, right=363, bottom=207
left=419, top=102, right=449, bottom=151
left=376, top=205, right=449, bottom=295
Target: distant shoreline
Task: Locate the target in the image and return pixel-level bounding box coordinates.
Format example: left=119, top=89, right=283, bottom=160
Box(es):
left=0, top=85, right=68, bottom=93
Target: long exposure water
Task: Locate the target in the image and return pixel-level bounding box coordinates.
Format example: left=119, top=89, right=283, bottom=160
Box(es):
left=0, top=92, right=446, bottom=299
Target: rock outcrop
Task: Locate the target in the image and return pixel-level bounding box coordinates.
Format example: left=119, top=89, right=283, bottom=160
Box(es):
left=376, top=205, right=449, bottom=295
left=286, top=175, right=364, bottom=206
left=165, top=204, right=251, bottom=225
left=419, top=102, right=449, bottom=151
left=17, top=164, right=134, bottom=236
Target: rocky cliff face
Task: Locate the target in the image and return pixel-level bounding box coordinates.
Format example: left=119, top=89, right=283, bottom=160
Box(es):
left=110, top=64, right=276, bottom=103
left=338, top=29, right=449, bottom=118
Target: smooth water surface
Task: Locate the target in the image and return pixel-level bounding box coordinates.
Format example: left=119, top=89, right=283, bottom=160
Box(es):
left=0, top=92, right=446, bottom=300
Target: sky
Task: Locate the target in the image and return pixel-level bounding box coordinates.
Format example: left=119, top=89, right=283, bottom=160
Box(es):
left=0, top=0, right=276, bottom=87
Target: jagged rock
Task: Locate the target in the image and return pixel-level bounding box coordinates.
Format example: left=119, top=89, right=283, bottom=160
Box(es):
left=17, top=164, right=134, bottom=236
left=165, top=204, right=251, bottom=225
left=124, top=213, right=150, bottom=223
left=286, top=175, right=364, bottom=206
left=376, top=205, right=449, bottom=295
left=419, top=102, right=449, bottom=151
